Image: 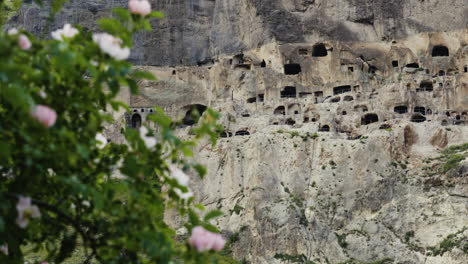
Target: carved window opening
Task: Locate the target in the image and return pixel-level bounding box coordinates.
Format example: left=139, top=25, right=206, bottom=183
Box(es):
left=418, top=80, right=433, bottom=92
left=394, top=106, right=408, bottom=114
left=258, top=94, right=265, bottom=102
left=314, top=91, right=323, bottom=97
left=284, top=64, right=302, bottom=75
left=319, top=125, right=330, bottom=132
left=312, top=43, right=328, bottom=57
left=392, top=60, right=399, bottom=67
left=333, top=85, right=351, bottom=95
left=281, top=86, right=297, bottom=98
left=414, top=106, right=426, bottom=115
left=299, top=92, right=313, bottom=98
left=247, top=97, right=257, bottom=103
left=343, top=96, right=354, bottom=101
left=260, top=60, right=266, bottom=68
left=303, top=117, right=310, bottom=123
left=342, top=111, right=347, bottom=115
left=426, top=109, right=432, bottom=115
left=348, top=66, right=354, bottom=73
left=298, top=49, right=308, bottom=55
left=411, top=114, right=426, bottom=123
left=330, top=97, right=341, bottom=103
left=361, top=113, right=379, bottom=125
left=432, top=45, right=449, bottom=57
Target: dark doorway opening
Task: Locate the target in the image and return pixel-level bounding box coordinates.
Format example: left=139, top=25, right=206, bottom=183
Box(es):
left=284, top=64, right=302, bottom=75
left=281, top=86, right=297, bottom=98
left=432, top=45, right=449, bottom=57
left=131, top=114, right=142, bottom=129
left=260, top=60, right=266, bottom=68
left=343, top=96, right=354, bottom=101
left=286, top=118, right=296, bottom=126
left=247, top=97, right=257, bottom=103
left=361, top=113, right=379, bottom=125
left=312, top=43, right=328, bottom=57
left=392, top=60, right=399, bottom=67
left=258, top=94, right=265, bottom=102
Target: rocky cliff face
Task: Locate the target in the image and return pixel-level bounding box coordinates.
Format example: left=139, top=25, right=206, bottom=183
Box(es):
left=10, top=1, right=468, bottom=263
left=8, top=0, right=468, bottom=66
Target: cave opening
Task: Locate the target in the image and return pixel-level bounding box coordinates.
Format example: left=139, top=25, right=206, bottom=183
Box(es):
left=312, top=43, right=328, bottom=57
left=298, top=49, right=308, bottom=55
left=330, top=97, right=341, bottom=103
left=343, top=96, right=354, bottom=101
left=260, top=60, right=266, bottom=68
left=182, top=104, right=207, bottom=126
left=394, top=105, right=408, bottom=114
left=333, top=85, right=351, bottom=95
left=284, top=64, right=302, bottom=75
left=314, top=91, right=323, bottom=97
left=361, top=113, right=379, bottom=125
left=411, top=114, right=426, bottom=123
left=247, top=97, right=257, bottom=103
left=286, top=118, right=296, bottom=126
left=281, top=86, right=297, bottom=98
left=418, top=80, right=433, bottom=92
left=274, top=106, right=286, bottom=115
left=392, top=60, right=399, bottom=67
left=342, top=111, right=347, bottom=115
left=414, top=106, right=426, bottom=115
left=406, top=63, right=419, bottom=68
left=258, top=94, right=265, bottom=102
left=432, top=45, right=449, bottom=57
left=319, top=125, right=330, bottom=132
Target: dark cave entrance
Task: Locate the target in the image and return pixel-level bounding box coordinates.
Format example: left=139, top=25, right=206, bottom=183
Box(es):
left=394, top=105, right=408, bottom=114
left=333, top=85, right=351, bottom=95
left=281, top=86, right=297, bottom=98
left=414, top=106, right=426, bottom=115
left=361, top=113, right=379, bottom=125
left=319, top=125, right=330, bottom=132
left=274, top=106, right=286, bottom=115
left=418, top=80, right=433, bottom=92
left=432, top=45, right=449, bottom=57
left=284, top=64, right=302, bottom=75
left=312, top=43, right=328, bottom=57
left=411, top=114, right=426, bottom=123
left=131, top=114, right=142, bottom=129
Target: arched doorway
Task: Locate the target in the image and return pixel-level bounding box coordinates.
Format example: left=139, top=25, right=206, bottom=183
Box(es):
left=131, top=114, right=142, bottom=129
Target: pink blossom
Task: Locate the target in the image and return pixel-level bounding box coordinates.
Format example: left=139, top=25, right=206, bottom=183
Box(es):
left=92, top=33, right=130, bottom=61
left=16, top=196, right=41, bottom=229
left=51, top=23, right=79, bottom=41
left=128, top=0, right=151, bottom=16
left=188, top=226, right=226, bottom=252
left=0, top=244, right=8, bottom=255
left=18, top=34, right=31, bottom=50
left=31, top=105, right=57, bottom=128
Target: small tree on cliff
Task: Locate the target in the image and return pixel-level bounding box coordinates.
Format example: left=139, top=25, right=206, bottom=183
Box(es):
left=0, top=0, right=227, bottom=263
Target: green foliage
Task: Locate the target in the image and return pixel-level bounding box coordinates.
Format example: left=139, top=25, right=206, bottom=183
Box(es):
left=0, top=0, right=21, bottom=26
left=427, top=227, right=467, bottom=256
left=0, top=4, right=227, bottom=264
left=274, top=253, right=315, bottom=263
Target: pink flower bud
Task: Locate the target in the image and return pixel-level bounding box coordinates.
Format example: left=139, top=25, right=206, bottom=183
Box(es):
left=189, top=226, right=226, bottom=252
left=128, top=0, right=151, bottom=16
left=18, top=34, right=31, bottom=50
left=31, top=105, right=57, bottom=128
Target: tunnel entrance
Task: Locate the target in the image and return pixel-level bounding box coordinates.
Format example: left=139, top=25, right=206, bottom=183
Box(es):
left=361, top=113, right=379, bottom=125
left=394, top=105, right=408, bottom=114
left=432, top=45, right=449, bottom=57
left=284, top=64, right=302, bottom=75
left=312, top=43, right=328, bottom=57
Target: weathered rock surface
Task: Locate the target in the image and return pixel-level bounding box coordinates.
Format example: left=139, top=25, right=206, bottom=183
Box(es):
left=8, top=0, right=468, bottom=66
